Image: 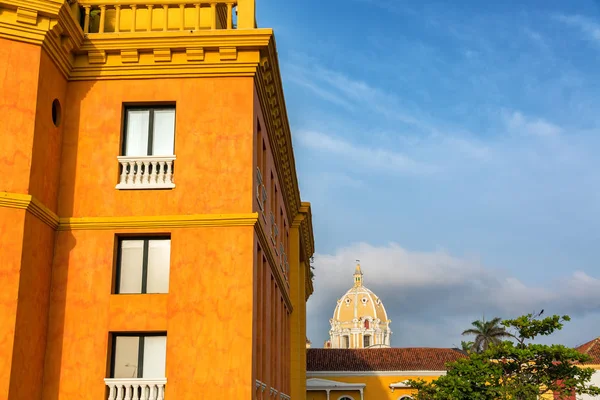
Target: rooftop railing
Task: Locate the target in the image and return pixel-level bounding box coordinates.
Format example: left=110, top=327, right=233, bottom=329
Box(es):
left=75, top=0, right=240, bottom=34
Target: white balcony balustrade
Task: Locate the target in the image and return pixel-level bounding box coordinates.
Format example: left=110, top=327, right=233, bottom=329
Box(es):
left=104, top=378, right=166, bottom=400
left=116, top=155, right=176, bottom=189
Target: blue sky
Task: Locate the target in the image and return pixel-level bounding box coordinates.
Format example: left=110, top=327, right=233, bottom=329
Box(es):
left=259, top=0, right=600, bottom=348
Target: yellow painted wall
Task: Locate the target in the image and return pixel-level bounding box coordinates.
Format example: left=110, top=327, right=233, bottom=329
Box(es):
left=307, top=375, right=442, bottom=400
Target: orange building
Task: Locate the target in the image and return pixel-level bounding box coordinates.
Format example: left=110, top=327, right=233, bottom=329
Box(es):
left=0, top=1, right=315, bottom=399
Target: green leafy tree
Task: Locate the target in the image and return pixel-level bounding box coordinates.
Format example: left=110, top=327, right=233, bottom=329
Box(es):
left=409, top=312, right=600, bottom=400
left=462, top=316, right=513, bottom=353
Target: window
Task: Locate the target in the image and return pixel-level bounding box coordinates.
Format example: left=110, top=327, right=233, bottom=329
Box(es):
left=398, top=397, right=414, bottom=400
left=111, top=334, right=167, bottom=378
left=338, top=397, right=355, bottom=400
left=123, top=106, right=175, bottom=156
left=364, top=319, right=370, bottom=329
left=116, top=237, right=171, bottom=294
left=364, top=335, right=371, bottom=348
left=343, top=336, right=350, bottom=349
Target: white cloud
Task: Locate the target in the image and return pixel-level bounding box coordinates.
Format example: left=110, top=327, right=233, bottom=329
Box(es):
left=505, top=111, right=562, bottom=138
left=296, top=130, right=437, bottom=175
left=555, top=14, right=600, bottom=43
left=307, top=242, right=600, bottom=348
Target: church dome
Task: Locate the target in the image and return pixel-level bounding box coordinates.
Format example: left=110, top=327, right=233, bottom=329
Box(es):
left=327, top=263, right=392, bottom=349
left=333, top=277, right=388, bottom=324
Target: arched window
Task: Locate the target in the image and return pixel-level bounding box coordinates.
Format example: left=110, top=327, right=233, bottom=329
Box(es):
left=338, top=397, right=355, bottom=400
left=364, top=319, right=370, bottom=329
left=398, top=396, right=413, bottom=400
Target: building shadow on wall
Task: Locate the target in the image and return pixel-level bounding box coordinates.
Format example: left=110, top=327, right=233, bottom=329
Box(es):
left=44, top=72, right=96, bottom=400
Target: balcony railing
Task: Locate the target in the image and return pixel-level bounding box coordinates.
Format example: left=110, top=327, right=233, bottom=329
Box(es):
left=76, top=0, right=238, bottom=34
left=116, top=155, right=176, bottom=190
left=104, top=378, right=166, bottom=400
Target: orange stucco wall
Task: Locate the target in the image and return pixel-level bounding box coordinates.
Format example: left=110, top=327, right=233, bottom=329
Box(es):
left=43, top=226, right=255, bottom=400
left=57, top=77, right=255, bottom=218
left=9, top=214, right=56, bottom=400
left=0, top=207, right=26, bottom=400
left=0, top=38, right=41, bottom=195
left=29, top=49, right=68, bottom=213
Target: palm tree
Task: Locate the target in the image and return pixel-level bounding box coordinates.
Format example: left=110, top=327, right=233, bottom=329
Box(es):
left=462, top=316, right=512, bottom=353
left=460, top=340, right=474, bottom=354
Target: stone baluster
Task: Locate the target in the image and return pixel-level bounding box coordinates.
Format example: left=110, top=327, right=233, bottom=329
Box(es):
left=83, top=6, right=91, bottom=33
left=115, top=5, right=121, bottom=32
left=147, top=5, right=154, bottom=31
left=210, top=3, right=216, bottom=30
left=134, top=160, right=143, bottom=185
left=142, top=160, right=151, bottom=184
left=131, top=5, right=137, bottom=32
left=149, top=384, right=157, bottom=400
left=131, top=383, right=140, bottom=400
left=107, top=384, right=115, bottom=400
left=158, top=384, right=165, bottom=400
left=124, top=383, right=132, bottom=400
left=227, top=2, right=233, bottom=29
left=163, top=5, right=169, bottom=31
left=165, top=160, right=173, bottom=185
left=99, top=5, right=106, bottom=33
left=150, top=161, right=158, bottom=185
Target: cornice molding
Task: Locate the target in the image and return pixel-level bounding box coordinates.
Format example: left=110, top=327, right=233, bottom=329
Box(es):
left=59, top=213, right=259, bottom=231
left=255, top=221, right=293, bottom=311
left=80, top=29, right=272, bottom=51
left=255, top=35, right=304, bottom=229
left=0, top=2, right=84, bottom=78
left=69, top=60, right=259, bottom=80
left=0, top=192, right=59, bottom=229
left=0, top=0, right=64, bottom=17
left=0, top=192, right=261, bottom=231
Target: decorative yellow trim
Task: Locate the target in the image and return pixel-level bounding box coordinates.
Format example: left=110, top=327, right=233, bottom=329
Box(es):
left=121, top=49, right=139, bottom=63
left=69, top=62, right=259, bottom=80
left=153, top=48, right=171, bottom=62
left=186, top=47, right=204, bottom=61
left=255, top=221, right=293, bottom=311
left=58, top=213, right=259, bottom=231
left=88, top=50, right=107, bottom=64
left=255, top=38, right=302, bottom=225
left=0, top=0, right=64, bottom=17
left=0, top=192, right=59, bottom=229
left=16, top=7, right=38, bottom=25
left=219, top=46, right=237, bottom=61
left=80, top=29, right=272, bottom=52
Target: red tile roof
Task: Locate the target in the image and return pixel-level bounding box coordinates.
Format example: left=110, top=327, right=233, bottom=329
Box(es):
left=576, top=337, right=600, bottom=365
left=307, top=348, right=466, bottom=372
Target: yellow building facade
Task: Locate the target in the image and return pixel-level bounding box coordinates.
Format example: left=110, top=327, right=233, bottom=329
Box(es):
left=0, top=0, right=314, bottom=399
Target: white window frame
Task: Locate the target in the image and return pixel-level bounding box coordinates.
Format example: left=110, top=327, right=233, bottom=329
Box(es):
left=116, top=236, right=171, bottom=294
left=122, top=106, right=176, bottom=157
left=110, top=333, right=167, bottom=379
